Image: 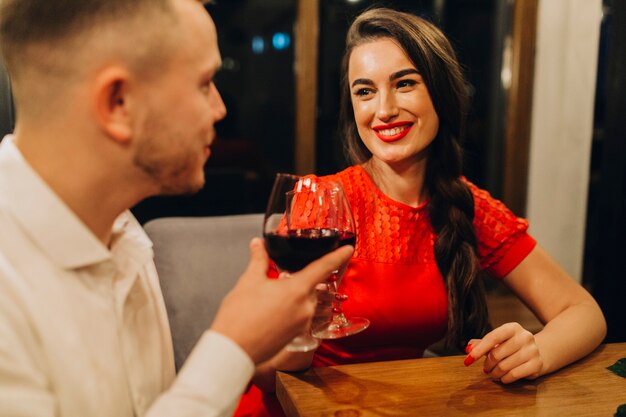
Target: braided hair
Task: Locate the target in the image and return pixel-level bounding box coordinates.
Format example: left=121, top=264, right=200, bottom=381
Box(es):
left=339, top=7, right=489, bottom=349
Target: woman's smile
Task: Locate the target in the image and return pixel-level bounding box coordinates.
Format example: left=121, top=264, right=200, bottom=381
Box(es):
left=373, top=121, right=414, bottom=142
left=348, top=38, right=439, bottom=166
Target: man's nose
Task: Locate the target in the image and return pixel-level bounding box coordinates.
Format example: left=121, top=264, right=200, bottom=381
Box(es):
left=210, top=83, right=227, bottom=122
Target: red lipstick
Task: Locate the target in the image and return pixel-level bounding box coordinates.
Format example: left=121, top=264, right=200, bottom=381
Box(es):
left=372, top=121, right=413, bottom=143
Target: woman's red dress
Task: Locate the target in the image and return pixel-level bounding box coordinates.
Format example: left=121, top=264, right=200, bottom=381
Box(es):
left=234, top=165, right=536, bottom=416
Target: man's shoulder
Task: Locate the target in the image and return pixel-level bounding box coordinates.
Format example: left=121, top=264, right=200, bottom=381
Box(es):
left=0, top=206, right=22, bottom=252
left=0, top=206, right=53, bottom=290
left=0, top=238, right=35, bottom=324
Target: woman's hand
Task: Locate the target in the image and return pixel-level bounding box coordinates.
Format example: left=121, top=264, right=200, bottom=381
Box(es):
left=312, top=282, right=334, bottom=330
left=464, top=322, right=545, bottom=384
left=279, top=273, right=334, bottom=332
left=252, top=277, right=333, bottom=393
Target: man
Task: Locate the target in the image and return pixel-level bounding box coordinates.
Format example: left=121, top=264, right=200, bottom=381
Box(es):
left=0, top=0, right=352, bottom=416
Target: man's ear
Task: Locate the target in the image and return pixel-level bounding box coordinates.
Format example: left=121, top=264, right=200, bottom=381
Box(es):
left=92, top=67, right=134, bottom=144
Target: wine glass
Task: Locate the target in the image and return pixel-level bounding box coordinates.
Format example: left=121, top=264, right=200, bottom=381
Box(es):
left=263, top=173, right=341, bottom=352
left=312, top=182, right=370, bottom=339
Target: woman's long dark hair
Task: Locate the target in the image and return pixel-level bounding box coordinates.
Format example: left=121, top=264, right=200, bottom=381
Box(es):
left=340, top=8, right=489, bottom=349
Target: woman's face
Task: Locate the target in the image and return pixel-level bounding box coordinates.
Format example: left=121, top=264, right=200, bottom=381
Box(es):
left=348, top=38, right=439, bottom=168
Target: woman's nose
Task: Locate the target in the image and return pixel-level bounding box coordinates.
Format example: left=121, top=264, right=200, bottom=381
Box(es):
left=376, top=91, right=399, bottom=122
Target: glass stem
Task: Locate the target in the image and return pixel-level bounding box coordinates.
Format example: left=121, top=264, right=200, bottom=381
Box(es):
left=327, top=272, right=350, bottom=328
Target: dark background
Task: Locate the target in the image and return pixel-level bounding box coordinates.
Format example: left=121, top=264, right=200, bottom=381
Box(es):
left=132, top=0, right=502, bottom=222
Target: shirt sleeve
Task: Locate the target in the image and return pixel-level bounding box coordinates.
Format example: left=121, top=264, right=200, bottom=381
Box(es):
left=465, top=180, right=537, bottom=278
left=146, top=330, right=254, bottom=417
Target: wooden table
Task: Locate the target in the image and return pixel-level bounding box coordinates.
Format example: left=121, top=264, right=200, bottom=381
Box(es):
left=277, top=343, right=626, bottom=416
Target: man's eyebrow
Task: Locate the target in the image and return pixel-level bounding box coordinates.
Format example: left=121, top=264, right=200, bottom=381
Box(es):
left=351, top=78, right=374, bottom=88
left=390, top=68, right=419, bottom=81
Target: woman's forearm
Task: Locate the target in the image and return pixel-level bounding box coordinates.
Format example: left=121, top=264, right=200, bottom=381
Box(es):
left=534, top=300, right=606, bottom=376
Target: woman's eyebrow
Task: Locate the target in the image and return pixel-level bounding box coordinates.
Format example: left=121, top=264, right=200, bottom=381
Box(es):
left=351, top=78, right=374, bottom=88
left=390, top=68, right=419, bottom=81
left=351, top=68, right=419, bottom=88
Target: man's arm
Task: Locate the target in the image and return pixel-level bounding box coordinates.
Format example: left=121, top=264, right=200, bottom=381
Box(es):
left=145, top=239, right=353, bottom=416
left=0, top=239, right=352, bottom=417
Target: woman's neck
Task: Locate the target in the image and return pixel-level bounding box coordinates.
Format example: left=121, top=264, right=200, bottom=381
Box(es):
left=362, top=158, right=428, bottom=208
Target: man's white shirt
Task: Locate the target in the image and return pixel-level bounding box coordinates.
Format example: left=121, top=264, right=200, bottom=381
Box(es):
left=0, top=135, right=253, bottom=417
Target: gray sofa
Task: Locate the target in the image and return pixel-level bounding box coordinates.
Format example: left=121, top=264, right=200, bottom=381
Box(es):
left=144, top=213, right=264, bottom=370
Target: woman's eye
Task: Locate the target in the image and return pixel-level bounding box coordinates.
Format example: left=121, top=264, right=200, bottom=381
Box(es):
left=353, top=88, right=373, bottom=97
left=396, top=79, right=417, bottom=89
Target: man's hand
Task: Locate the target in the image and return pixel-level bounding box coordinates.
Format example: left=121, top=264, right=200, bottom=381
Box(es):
left=211, top=238, right=353, bottom=364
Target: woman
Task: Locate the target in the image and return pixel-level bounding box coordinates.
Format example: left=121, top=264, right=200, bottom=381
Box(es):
left=235, top=7, right=606, bottom=416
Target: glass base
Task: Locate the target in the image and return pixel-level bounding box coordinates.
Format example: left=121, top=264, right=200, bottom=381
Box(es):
left=284, top=334, right=321, bottom=352
left=312, top=315, right=370, bottom=339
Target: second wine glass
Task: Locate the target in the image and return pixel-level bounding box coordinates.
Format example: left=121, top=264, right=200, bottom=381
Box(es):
left=263, top=174, right=341, bottom=352
left=312, top=182, right=370, bottom=339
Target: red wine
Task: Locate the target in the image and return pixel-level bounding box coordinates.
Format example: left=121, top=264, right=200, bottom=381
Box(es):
left=265, top=228, right=340, bottom=272
left=339, top=231, right=356, bottom=247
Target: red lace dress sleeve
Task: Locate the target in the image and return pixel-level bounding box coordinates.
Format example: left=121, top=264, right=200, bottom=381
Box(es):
left=464, top=179, right=537, bottom=278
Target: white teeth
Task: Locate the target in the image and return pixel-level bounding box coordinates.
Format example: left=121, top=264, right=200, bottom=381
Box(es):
left=377, top=126, right=408, bottom=136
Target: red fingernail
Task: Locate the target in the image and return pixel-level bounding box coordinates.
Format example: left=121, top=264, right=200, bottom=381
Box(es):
left=464, top=354, right=475, bottom=366
left=465, top=343, right=473, bottom=354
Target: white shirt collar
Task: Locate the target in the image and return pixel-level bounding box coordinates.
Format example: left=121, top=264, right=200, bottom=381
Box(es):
left=0, top=135, right=151, bottom=270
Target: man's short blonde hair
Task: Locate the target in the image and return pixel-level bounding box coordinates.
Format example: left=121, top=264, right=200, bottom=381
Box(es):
left=0, top=0, right=177, bottom=77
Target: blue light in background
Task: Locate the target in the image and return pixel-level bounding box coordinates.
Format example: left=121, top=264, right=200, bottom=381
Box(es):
left=251, top=36, right=265, bottom=54
left=272, top=32, right=291, bottom=50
